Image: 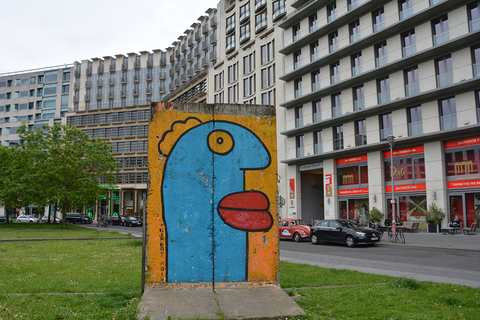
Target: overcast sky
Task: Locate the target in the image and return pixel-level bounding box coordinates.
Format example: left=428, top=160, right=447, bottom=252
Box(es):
left=0, top=0, right=220, bottom=74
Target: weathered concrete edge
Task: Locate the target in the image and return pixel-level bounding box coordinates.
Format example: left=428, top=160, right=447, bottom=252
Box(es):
left=0, top=237, right=141, bottom=242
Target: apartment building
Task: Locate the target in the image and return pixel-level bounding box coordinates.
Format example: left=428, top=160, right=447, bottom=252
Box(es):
left=278, top=0, right=480, bottom=229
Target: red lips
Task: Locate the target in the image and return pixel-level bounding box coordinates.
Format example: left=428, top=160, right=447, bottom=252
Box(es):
left=217, top=191, right=273, bottom=231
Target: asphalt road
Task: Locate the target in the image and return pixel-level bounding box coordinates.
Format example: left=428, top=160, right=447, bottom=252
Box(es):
left=280, top=239, right=480, bottom=274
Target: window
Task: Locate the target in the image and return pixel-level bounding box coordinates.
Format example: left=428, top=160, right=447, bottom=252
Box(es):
left=309, top=13, right=318, bottom=32
left=261, top=89, right=275, bottom=105
left=348, top=0, right=358, bottom=11
left=314, top=131, right=323, bottom=154
left=243, top=75, right=256, bottom=97
left=380, top=113, right=393, bottom=141
left=63, top=70, right=71, bottom=81
left=355, top=119, right=367, bottom=146
left=476, top=90, right=480, bottom=122
left=43, top=83, right=57, bottom=96
left=399, top=0, right=413, bottom=20
left=214, top=72, right=224, bottom=91
left=330, top=61, right=340, bottom=84
left=375, top=41, right=388, bottom=67
left=293, top=50, right=301, bottom=70
left=228, top=84, right=238, bottom=103
left=329, top=31, right=339, bottom=53
left=255, top=11, right=267, bottom=33
left=402, top=29, right=416, bottom=57
left=261, top=41, right=274, bottom=64
left=294, top=78, right=302, bottom=98
left=432, top=15, right=449, bottom=46
left=296, top=135, right=304, bottom=157
left=372, top=7, right=385, bottom=32
left=243, top=52, right=255, bottom=74
left=351, top=52, right=362, bottom=76
left=377, top=77, right=390, bottom=104
left=312, top=99, right=321, bottom=123
left=327, top=2, right=337, bottom=22
left=62, top=83, right=70, bottom=94
left=349, top=20, right=361, bottom=43
left=214, top=92, right=224, bottom=103
left=44, top=71, right=58, bottom=83
left=332, top=93, right=341, bottom=117
left=407, top=106, right=422, bottom=136
left=240, top=3, right=250, bottom=22
left=239, top=23, right=251, bottom=43
left=353, top=85, right=364, bottom=111
left=311, top=69, right=320, bottom=91
left=404, top=66, right=419, bottom=96
left=226, top=34, right=235, bottom=53
left=261, top=65, right=275, bottom=88
left=292, top=23, right=301, bottom=41
left=473, top=46, right=480, bottom=77
left=435, top=56, right=453, bottom=87
left=228, top=63, right=238, bottom=83
left=439, top=97, right=457, bottom=130
left=310, top=41, right=319, bottom=62
left=226, top=14, right=235, bottom=34
left=295, top=106, right=303, bottom=128
left=468, top=1, right=480, bottom=32
left=333, top=125, right=344, bottom=150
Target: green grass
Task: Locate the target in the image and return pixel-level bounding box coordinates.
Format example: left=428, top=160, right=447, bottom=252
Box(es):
left=1, top=225, right=479, bottom=319
left=0, top=223, right=87, bottom=231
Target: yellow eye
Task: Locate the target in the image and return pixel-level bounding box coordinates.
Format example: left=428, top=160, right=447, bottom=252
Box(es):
left=207, top=130, right=234, bottom=155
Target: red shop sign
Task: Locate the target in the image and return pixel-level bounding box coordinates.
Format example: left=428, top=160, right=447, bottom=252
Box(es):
left=337, top=155, right=368, bottom=165
left=445, top=137, right=480, bottom=149
left=384, top=146, right=424, bottom=158
left=386, top=183, right=426, bottom=193
left=447, top=179, right=480, bottom=189
left=338, top=188, right=369, bottom=196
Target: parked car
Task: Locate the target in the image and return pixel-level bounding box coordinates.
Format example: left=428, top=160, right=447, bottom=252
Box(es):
left=17, top=215, right=41, bottom=223
left=0, top=216, right=6, bottom=223
left=124, top=216, right=142, bottom=227
left=279, top=218, right=311, bottom=242
left=66, top=213, right=92, bottom=224
left=119, top=215, right=128, bottom=226
left=310, top=219, right=380, bottom=247
left=110, top=215, right=122, bottom=226
left=40, top=215, right=63, bottom=223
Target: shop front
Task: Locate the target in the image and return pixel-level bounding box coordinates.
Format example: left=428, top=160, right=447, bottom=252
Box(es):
left=445, top=137, right=480, bottom=229
left=337, top=155, right=369, bottom=225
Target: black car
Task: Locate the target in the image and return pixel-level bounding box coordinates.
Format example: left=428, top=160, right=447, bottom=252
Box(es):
left=0, top=216, right=6, bottom=223
left=310, top=219, right=380, bottom=247
left=110, top=215, right=122, bottom=226
left=66, top=213, right=92, bottom=224
left=124, top=216, right=142, bottom=227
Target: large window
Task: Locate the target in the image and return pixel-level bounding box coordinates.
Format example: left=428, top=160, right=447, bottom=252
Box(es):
left=226, top=34, right=235, bottom=53
left=243, top=75, right=255, bottom=97
left=295, top=106, right=303, bottom=128
left=338, top=162, right=368, bottom=187
left=355, top=119, right=367, bottom=146
left=239, top=23, right=251, bottom=43
left=312, top=99, right=321, bottom=123
left=332, top=93, right=341, bottom=117
left=445, top=145, right=480, bottom=178
left=353, top=85, right=364, bottom=111
left=243, top=52, right=255, bottom=74
left=372, top=7, right=385, bottom=32
left=261, top=41, right=274, bottom=64
left=261, top=65, right=275, bottom=88
left=333, top=125, right=344, bottom=150
left=380, top=113, right=393, bottom=141
left=439, top=97, right=457, bottom=130
left=377, top=76, right=390, bottom=104
left=375, top=41, right=388, bottom=67
left=468, top=1, right=480, bottom=32
left=310, top=41, right=319, bottom=62
left=402, top=29, right=416, bottom=57
left=314, top=131, right=322, bottom=154
left=311, top=69, right=320, bottom=91
left=329, top=31, right=339, bottom=53
left=309, top=13, right=318, bottom=32
left=432, top=15, right=449, bottom=46
left=385, top=155, right=425, bottom=184
left=351, top=52, right=362, bottom=76
left=327, top=2, right=337, bottom=22
left=407, top=106, right=422, bottom=136
left=435, top=56, right=453, bottom=87
left=292, top=23, right=301, bottom=41
left=472, top=46, right=480, bottom=77
left=330, top=61, right=340, bottom=84
left=349, top=20, right=361, bottom=43
left=294, top=78, right=302, bottom=98
left=404, top=66, right=419, bottom=96
left=399, top=0, right=413, bottom=20
left=296, top=135, right=304, bottom=157
left=293, top=50, right=301, bottom=70
left=348, top=0, right=358, bottom=11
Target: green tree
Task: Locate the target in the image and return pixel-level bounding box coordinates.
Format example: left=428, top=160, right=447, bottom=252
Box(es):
left=17, top=124, right=118, bottom=227
left=0, top=144, right=36, bottom=223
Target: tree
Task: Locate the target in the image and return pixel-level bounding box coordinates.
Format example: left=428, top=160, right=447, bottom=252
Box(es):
left=16, top=124, right=118, bottom=227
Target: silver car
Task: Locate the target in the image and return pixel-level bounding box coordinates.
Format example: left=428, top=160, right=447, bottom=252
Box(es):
left=41, top=215, right=63, bottom=223
left=17, top=215, right=40, bottom=223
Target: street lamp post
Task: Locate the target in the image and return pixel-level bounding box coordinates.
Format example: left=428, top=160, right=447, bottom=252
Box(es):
left=387, top=135, right=395, bottom=224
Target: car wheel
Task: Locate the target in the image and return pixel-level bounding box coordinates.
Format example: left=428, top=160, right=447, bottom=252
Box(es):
left=293, top=233, right=301, bottom=242
left=345, top=236, right=356, bottom=248
left=311, top=233, right=319, bottom=245
left=29, top=220, right=33, bottom=223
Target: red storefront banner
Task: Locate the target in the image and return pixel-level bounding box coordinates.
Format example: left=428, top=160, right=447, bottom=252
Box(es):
left=447, top=179, right=480, bottom=189
left=337, top=155, right=368, bottom=165
left=445, top=137, right=480, bottom=149
left=384, top=146, right=424, bottom=158
left=386, top=183, right=426, bottom=193
left=338, top=188, right=369, bottom=195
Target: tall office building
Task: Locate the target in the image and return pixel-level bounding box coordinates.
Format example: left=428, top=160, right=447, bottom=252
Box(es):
left=278, top=0, right=480, bottom=228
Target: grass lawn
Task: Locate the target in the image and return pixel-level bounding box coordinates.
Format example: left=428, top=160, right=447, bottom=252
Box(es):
left=1, top=224, right=479, bottom=319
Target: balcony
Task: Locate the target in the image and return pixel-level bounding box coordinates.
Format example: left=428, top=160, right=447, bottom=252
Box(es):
left=240, top=11, right=250, bottom=24
left=226, top=41, right=236, bottom=54
left=255, top=19, right=267, bottom=33
left=403, top=44, right=416, bottom=57
left=355, top=134, right=367, bottom=146
left=332, top=106, right=342, bottom=117
left=352, top=65, right=362, bottom=77
left=350, top=33, right=361, bottom=43
left=96, top=93, right=102, bottom=100
left=133, top=89, right=139, bottom=96
left=295, top=118, right=303, bottom=128
left=146, top=73, right=153, bottom=81
left=333, top=139, right=344, bottom=150
left=120, top=90, right=126, bottom=97
left=181, top=43, right=186, bottom=52
left=313, top=112, right=321, bottom=123
left=188, top=38, right=193, bottom=47
left=134, top=60, right=141, bottom=69
left=311, top=52, right=319, bottom=62
left=354, top=99, right=365, bottom=111
left=121, top=77, right=127, bottom=83
left=296, top=146, right=304, bottom=158
left=109, top=64, right=116, bottom=72
left=122, top=62, right=128, bottom=70
left=160, top=57, right=167, bottom=66
left=146, top=87, right=152, bottom=95
left=440, top=114, right=457, bottom=130
left=294, top=88, right=302, bottom=98
left=408, top=122, right=423, bottom=136
left=272, top=4, right=286, bottom=22
left=210, top=15, right=217, bottom=27
left=210, top=50, right=217, bottom=62
left=210, top=32, right=217, bottom=45
left=405, top=83, right=420, bottom=96
left=436, top=73, right=454, bottom=88
left=97, top=65, right=104, bottom=74
left=108, top=91, right=114, bottom=99
left=255, top=0, right=266, bottom=12
left=134, top=74, right=140, bottom=82
left=331, top=74, right=340, bottom=85
left=373, top=21, right=385, bottom=33
left=159, top=84, right=166, bottom=93
left=84, top=93, right=91, bottom=101
left=433, top=32, right=449, bottom=46
left=400, top=7, right=413, bottom=20
left=74, top=69, right=81, bottom=77
left=314, top=143, right=323, bottom=154
left=311, top=82, right=320, bottom=92
left=329, top=43, right=339, bottom=53
left=202, top=23, right=208, bottom=35
left=85, top=80, right=92, bottom=88
left=86, top=66, right=92, bottom=75
left=470, top=18, right=480, bottom=32
left=147, top=60, right=153, bottom=68
left=159, top=70, right=166, bottom=79
left=109, top=78, right=115, bottom=86
left=378, top=92, right=391, bottom=104
left=380, top=128, right=393, bottom=141
left=376, top=56, right=388, bottom=68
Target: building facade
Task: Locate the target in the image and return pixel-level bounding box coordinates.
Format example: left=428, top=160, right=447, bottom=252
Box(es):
left=278, top=0, right=480, bottom=229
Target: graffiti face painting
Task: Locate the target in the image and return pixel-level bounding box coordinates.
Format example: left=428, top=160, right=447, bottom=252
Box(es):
left=146, top=103, right=278, bottom=285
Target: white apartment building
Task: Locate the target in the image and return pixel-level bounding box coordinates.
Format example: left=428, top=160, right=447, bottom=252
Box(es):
left=278, top=0, right=480, bottom=229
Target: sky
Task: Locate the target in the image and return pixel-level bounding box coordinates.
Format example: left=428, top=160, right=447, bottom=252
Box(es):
left=0, top=0, right=220, bottom=74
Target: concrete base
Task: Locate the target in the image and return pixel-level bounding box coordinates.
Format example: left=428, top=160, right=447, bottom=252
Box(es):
left=137, top=286, right=305, bottom=320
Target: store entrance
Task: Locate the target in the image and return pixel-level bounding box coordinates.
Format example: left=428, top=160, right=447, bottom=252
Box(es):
left=448, top=192, right=480, bottom=229
left=339, top=198, right=369, bottom=225
left=300, top=172, right=324, bottom=225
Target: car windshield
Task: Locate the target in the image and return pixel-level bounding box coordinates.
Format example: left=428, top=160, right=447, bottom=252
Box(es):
left=337, top=220, right=360, bottom=228
left=129, top=217, right=138, bottom=221
left=290, top=219, right=305, bottom=226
